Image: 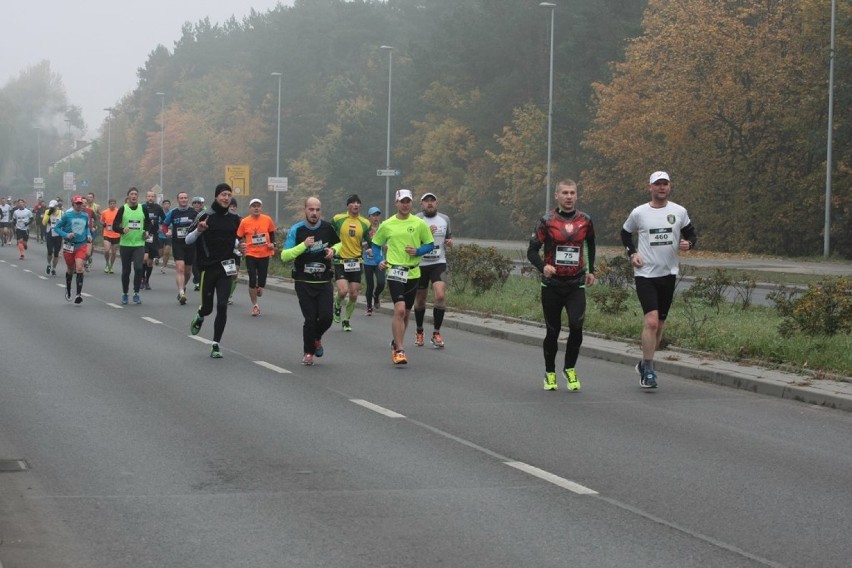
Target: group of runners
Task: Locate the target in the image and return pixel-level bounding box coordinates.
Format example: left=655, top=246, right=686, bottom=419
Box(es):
left=14, top=168, right=695, bottom=388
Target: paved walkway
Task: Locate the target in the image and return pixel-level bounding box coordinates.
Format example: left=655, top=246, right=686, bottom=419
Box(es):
left=253, top=273, right=852, bottom=413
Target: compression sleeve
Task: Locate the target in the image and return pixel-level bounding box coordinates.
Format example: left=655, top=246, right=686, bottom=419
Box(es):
left=415, top=242, right=434, bottom=257
left=682, top=223, right=697, bottom=249
left=620, top=228, right=636, bottom=258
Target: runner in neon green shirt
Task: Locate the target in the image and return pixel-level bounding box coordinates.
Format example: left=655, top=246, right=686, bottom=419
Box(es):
left=370, top=189, right=434, bottom=365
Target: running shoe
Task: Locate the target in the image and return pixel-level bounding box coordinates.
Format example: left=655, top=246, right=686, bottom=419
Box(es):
left=392, top=349, right=408, bottom=365
left=301, top=353, right=314, bottom=366
left=256, top=287, right=263, bottom=297
left=640, top=369, right=658, bottom=389
left=145, top=280, right=152, bottom=290
left=564, top=368, right=581, bottom=391
left=342, top=320, right=352, bottom=332
left=210, top=343, right=223, bottom=358
left=227, top=296, right=234, bottom=305
left=251, top=305, right=260, bottom=317
left=65, top=288, right=72, bottom=302
left=104, top=266, right=110, bottom=274
left=635, top=361, right=644, bottom=378
left=154, top=258, right=159, bottom=265
left=133, top=293, right=141, bottom=305
left=19, top=255, right=24, bottom=260
left=333, top=301, right=342, bottom=323
left=178, top=292, right=187, bottom=305
left=47, top=264, right=51, bottom=275
left=74, top=295, right=83, bottom=305
left=108, top=265, right=114, bottom=274
left=160, top=268, right=166, bottom=274
left=51, top=269, right=56, bottom=276
left=374, top=296, right=381, bottom=310
left=314, top=339, right=324, bottom=357
left=390, top=339, right=398, bottom=363
left=190, top=314, right=203, bottom=335
left=194, top=283, right=200, bottom=291
left=414, top=331, right=425, bottom=347
left=543, top=371, right=558, bottom=391
left=121, top=294, right=129, bottom=305
left=430, top=331, right=445, bottom=349
left=366, top=307, right=373, bottom=316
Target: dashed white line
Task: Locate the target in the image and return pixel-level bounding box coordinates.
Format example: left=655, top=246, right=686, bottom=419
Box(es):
left=189, top=335, right=215, bottom=345
left=350, top=399, right=406, bottom=418
left=504, top=461, right=598, bottom=495
left=23, top=269, right=32, bottom=274
left=106, top=303, right=123, bottom=309
left=253, top=361, right=292, bottom=374
left=142, top=317, right=163, bottom=324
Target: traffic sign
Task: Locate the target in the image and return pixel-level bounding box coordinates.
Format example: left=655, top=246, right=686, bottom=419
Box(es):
left=225, top=165, right=250, bottom=196
left=63, top=172, right=75, bottom=191
left=34, top=177, right=45, bottom=190
left=376, top=169, right=401, bottom=177
left=268, top=177, right=288, bottom=192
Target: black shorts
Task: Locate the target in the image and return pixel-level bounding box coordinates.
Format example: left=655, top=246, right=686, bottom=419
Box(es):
left=417, top=263, right=447, bottom=289
left=634, top=275, right=677, bottom=320
left=171, top=241, right=196, bottom=264
left=334, top=261, right=363, bottom=284
left=144, top=241, right=160, bottom=258
left=387, top=277, right=419, bottom=310
left=15, top=229, right=29, bottom=241
left=0, top=222, right=11, bottom=229
left=104, top=236, right=121, bottom=245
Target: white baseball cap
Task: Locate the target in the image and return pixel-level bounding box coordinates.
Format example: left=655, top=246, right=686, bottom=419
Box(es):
left=649, top=171, right=670, bottom=184
left=249, top=198, right=263, bottom=206
left=395, top=189, right=413, bottom=201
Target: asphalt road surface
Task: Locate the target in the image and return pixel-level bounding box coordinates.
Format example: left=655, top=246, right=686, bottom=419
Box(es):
left=1, top=245, right=850, bottom=567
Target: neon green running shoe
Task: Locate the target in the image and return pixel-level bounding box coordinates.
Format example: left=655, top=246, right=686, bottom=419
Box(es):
left=564, top=368, right=581, bottom=391
left=210, top=343, right=223, bottom=358
left=190, top=313, right=203, bottom=335
left=543, top=372, right=558, bottom=391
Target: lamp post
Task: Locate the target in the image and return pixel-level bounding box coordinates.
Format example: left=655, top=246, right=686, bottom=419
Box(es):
left=381, top=45, right=393, bottom=215
left=540, top=2, right=556, bottom=212
left=35, top=127, right=41, bottom=178
left=271, top=72, right=283, bottom=224
left=65, top=119, right=72, bottom=202
left=104, top=108, right=114, bottom=203
left=156, top=92, right=165, bottom=194
left=824, top=0, right=836, bottom=258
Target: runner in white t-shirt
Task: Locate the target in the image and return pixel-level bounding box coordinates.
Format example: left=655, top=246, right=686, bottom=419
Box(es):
left=621, top=171, right=697, bottom=389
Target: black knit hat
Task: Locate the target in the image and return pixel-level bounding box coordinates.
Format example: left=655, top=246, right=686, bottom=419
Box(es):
left=214, top=183, right=232, bottom=197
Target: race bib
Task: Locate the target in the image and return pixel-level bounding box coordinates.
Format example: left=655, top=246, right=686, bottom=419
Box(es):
left=650, top=227, right=674, bottom=247
left=251, top=233, right=268, bottom=246
left=343, top=258, right=360, bottom=272
left=127, top=220, right=142, bottom=230
left=555, top=245, right=580, bottom=266
left=387, top=265, right=409, bottom=283
left=62, top=241, right=75, bottom=253
left=176, top=227, right=188, bottom=238
left=221, top=259, right=237, bottom=276
left=304, top=262, right=327, bottom=275
left=106, top=224, right=113, bottom=232
left=423, top=245, right=440, bottom=260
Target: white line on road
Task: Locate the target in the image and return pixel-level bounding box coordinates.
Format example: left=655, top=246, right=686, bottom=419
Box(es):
left=189, top=335, right=215, bottom=345
left=23, top=269, right=32, bottom=274
left=504, top=461, right=598, bottom=495
left=142, top=317, right=162, bottom=324
left=350, top=399, right=406, bottom=418
left=254, top=361, right=292, bottom=374
left=106, top=303, right=123, bottom=309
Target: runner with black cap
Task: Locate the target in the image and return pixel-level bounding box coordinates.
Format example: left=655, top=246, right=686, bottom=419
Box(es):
left=331, top=193, right=371, bottom=332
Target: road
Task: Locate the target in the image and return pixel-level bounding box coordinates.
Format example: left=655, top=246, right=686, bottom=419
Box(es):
left=1, top=245, right=850, bottom=567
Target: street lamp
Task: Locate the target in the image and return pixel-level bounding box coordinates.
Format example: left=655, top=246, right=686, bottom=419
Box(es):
left=540, top=2, right=556, bottom=212
left=824, top=0, right=836, bottom=258
left=65, top=119, right=72, bottom=202
left=381, top=45, right=393, bottom=215
left=156, top=92, right=165, bottom=193
left=104, top=108, right=114, bottom=203
left=34, top=127, right=41, bottom=178
left=271, top=72, right=282, bottom=224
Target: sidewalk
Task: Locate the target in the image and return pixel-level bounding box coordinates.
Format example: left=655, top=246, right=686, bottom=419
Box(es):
left=255, top=273, right=852, bottom=413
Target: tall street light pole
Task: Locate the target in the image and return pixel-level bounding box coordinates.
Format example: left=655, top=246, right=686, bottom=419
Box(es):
left=381, top=45, right=393, bottom=216
left=540, top=2, right=556, bottom=212
left=156, top=92, right=165, bottom=194
left=35, top=127, right=41, bottom=178
left=65, top=119, right=72, bottom=202
left=824, top=0, right=836, bottom=258
left=271, top=72, right=283, bottom=225
left=104, top=108, right=114, bottom=203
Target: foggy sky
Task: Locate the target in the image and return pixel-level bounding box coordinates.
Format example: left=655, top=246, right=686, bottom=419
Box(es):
left=2, top=0, right=292, bottom=138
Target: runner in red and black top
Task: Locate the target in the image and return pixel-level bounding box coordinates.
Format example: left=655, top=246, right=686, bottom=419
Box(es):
left=527, top=179, right=596, bottom=392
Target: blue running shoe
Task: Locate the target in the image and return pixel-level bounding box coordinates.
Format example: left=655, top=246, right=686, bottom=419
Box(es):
left=133, top=293, right=141, bottom=304
left=121, top=294, right=129, bottom=305
left=640, top=369, right=658, bottom=389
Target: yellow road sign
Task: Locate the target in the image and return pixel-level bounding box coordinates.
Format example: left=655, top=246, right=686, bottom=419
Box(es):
left=225, top=165, right=250, bottom=196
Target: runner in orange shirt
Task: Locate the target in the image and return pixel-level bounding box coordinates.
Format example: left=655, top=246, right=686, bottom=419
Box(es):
left=236, top=198, right=277, bottom=316
left=99, top=198, right=121, bottom=273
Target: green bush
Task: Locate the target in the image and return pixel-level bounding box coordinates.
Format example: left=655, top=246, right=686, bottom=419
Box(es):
left=776, top=277, right=852, bottom=337
left=447, top=244, right=512, bottom=296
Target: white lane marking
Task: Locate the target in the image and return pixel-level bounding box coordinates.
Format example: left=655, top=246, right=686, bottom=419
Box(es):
left=142, top=317, right=162, bottom=324
left=23, top=269, right=32, bottom=274
left=254, top=361, right=292, bottom=374
left=350, top=399, right=406, bottom=418
left=37, top=275, right=48, bottom=280
left=504, top=461, right=598, bottom=495
left=106, top=303, right=123, bottom=309
left=82, top=292, right=92, bottom=298
left=9, top=264, right=17, bottom=268
left=189, top=335, right=215, bottom=345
